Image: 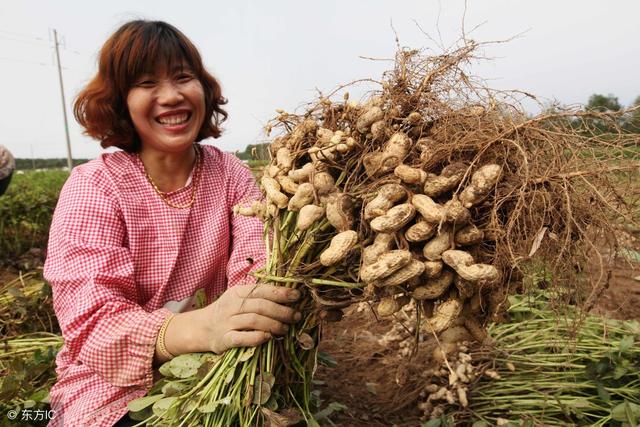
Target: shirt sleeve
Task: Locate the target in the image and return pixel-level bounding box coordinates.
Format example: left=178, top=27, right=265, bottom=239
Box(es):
left=44, top=169, right=172, bottom=388
left=225, top=156, right=267, bottom=287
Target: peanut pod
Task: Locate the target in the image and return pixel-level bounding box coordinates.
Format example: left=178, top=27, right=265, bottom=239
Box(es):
left=362, top=233, right=395, bottom=266
left=261, top=176, right=289, bottom=209
left=296, top=205, right=325, bottom=231
left=377, top=295, right=411, bottom=317
left=441, top=250, right=499, bottom=283
left=459, top=164, right=502, bottom=208
left=319, top=230, right=358, bottom=266
left=425, top=298, right=463, bottom=333
left=360, top=250, right=412, bottom=283
left=370, top=203, right=416, bottom=233
left=423, top=229, right=452, bottom=261
left=411, top=269, right=454, bottom=300
left=374, top=259, right=425, bottom=287
left=288, top=183, right=315, bottom=211
left=364, top=183, right=407, bottom=220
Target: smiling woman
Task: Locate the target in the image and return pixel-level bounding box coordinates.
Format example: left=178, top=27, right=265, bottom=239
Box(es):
left=44, top=20, right=300, bottom=427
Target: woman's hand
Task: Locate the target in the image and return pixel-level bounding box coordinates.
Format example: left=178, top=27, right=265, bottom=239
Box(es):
left=200, top=284, right=301, bottom=354
left=159, top=284, right=301, bottom=361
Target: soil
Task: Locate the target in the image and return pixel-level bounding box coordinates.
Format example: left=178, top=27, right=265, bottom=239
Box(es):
left=315, top=232, right=640, bottom=426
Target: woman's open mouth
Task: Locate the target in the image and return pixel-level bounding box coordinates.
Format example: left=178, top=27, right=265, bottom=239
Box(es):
left=156, top=112, right=191, bottom=127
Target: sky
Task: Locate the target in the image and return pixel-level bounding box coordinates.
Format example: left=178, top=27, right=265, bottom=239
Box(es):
left=0, top=0, right=638, bottom=159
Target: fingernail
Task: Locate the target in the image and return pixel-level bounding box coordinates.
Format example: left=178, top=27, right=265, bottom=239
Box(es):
left=264, top=332, right=272, bottom=340
left=294, top=312, right=302, bottom=321
left=283, top=324, right=289, bottom=332
left=289, top=290, right=301, bottom=300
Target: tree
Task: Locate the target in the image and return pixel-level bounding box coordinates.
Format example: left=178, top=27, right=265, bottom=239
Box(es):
left=624, top=95, right=640, bottom=133
left=586, top=93, right=622, bottom=112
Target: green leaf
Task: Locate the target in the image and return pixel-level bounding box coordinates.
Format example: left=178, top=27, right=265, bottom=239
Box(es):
left=161, top=381, right=188, bottom=397
left=317, top=351, right=337, bottom=368
left=129, top=407, right=153, bottom=421
left=314, top=401, right=346, bottom=421
left=619, top=335, right=634, bottom=353
left=127, top=394, right=163, bottom=412
left=471, top=422, right=490, bottom=427
left=252, top=379, right=271, bottom=405
left=225, top=369, right=235, bottom=384
left=152, top=396, right=178, bottom=417
left=198, top=396, right=232, bottom=413
left=28, top=389, right=49, bottom=403
left=611, top=401, right=640, bottom=422
left=169, top=354, right=203, bottom=379
left=613, top=365, right=628, bottom=380
left=158, top=361, right=174, bottom=378
left=596, top=382, right=611, bottom=403
left=421, top=419, right=442, bottom=427
left=238, top=346, right=256, bottom=362
left=619, top=248, right=640, bottom=263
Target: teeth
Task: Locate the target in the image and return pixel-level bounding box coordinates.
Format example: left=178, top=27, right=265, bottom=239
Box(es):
left=158, top=113, right=188, bottom=125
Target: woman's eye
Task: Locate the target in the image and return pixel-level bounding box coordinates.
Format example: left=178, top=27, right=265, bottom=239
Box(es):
left=136, top=80, right=156, bottom=88
left=176, top=73, right=194, bottom=83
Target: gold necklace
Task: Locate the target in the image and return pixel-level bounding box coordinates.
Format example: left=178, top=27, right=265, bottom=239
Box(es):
left=141, top=145, right=202, bottom=209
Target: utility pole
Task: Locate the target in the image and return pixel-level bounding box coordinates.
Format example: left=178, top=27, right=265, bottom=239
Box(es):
left=53, top=29, right=73, bottom=171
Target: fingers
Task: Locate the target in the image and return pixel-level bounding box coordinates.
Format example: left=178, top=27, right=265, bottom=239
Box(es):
left=233, top=284, right=300, bottom=304
left=236, top=298, right=298, bottom=324
left=221, top=330, right=272, bottom=352
left=230, top=313, right=290, bottom=336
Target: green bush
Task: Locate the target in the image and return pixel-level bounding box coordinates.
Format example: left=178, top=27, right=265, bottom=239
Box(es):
left=0, top=170, right=68, bottom=263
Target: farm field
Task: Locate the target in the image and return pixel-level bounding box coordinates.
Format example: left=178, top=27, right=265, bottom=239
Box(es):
left=0, top=164, right=638, bottom=426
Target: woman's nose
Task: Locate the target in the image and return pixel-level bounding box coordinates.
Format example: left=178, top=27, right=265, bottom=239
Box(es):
left=156, top=81, right=183, bottom=104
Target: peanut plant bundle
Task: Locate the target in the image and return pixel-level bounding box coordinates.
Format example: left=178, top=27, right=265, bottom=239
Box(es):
left=0, top=333, right=63, bottom=414
left=129, top=41, right=639, bottom=425
left=464, top=293, right=640, bottom=426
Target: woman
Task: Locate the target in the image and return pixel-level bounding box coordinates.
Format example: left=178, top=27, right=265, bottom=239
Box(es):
left=0, top=144, right=15, bottom=196
left=44, top=20, right=299, bottom=427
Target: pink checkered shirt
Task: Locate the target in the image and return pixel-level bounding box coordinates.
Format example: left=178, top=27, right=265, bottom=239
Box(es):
left=44, top=144, right=265, bottom=426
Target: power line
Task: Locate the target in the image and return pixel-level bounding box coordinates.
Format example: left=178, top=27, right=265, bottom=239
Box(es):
left=0, top=28, right=47, bottom=42
left=0, top=34, right=50, bottom=47
left=0, top=56, right=51, bottom=67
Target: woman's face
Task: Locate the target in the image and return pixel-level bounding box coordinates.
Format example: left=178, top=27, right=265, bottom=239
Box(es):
left=126, top=64, right=205, bottom=155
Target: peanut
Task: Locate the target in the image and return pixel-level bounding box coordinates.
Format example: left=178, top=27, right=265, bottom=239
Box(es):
left=455, top=224, right=484, bottom=246
left=394, top=164, right=427, bottom=185
left=377, top=295, right=411, bottom=317
left=360, top=250, right=412, bottom=282
left=374, top=259, right=425, bottom=287
left=261, top=176, right=289, bottom=209
left=288, top=183, right=315, bottom=211
left=370, top=203, right=416, bottom=233
left=405, top=219, right=436, bottom=242
left=325, top=193, right=355, bottom=231
left=411, top=269, right=454, bottom=300
left=296, top=205, right=325, bottom=231
left=423, top=229, right=452, bottom=261
left=319, top=230, right=358, bottom=266
left=411, top=194, right=446, bottom=223
left=441, top=250, right=499, bottom=283
left=364, top=183, right=407, bottom=220
left=356, top=106, right=384, bottom=133
left=459, top=164, right=502, bottom=208
left=362, top=233, right=395, bottom=266
left=425, top=298, right=463, bottom=333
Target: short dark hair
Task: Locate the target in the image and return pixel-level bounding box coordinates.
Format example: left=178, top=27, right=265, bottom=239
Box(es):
left=74, top=20, right=227, bottom=152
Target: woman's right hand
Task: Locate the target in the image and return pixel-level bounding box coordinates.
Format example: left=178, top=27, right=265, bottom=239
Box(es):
left=160, top=284, right=301, bottom=360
